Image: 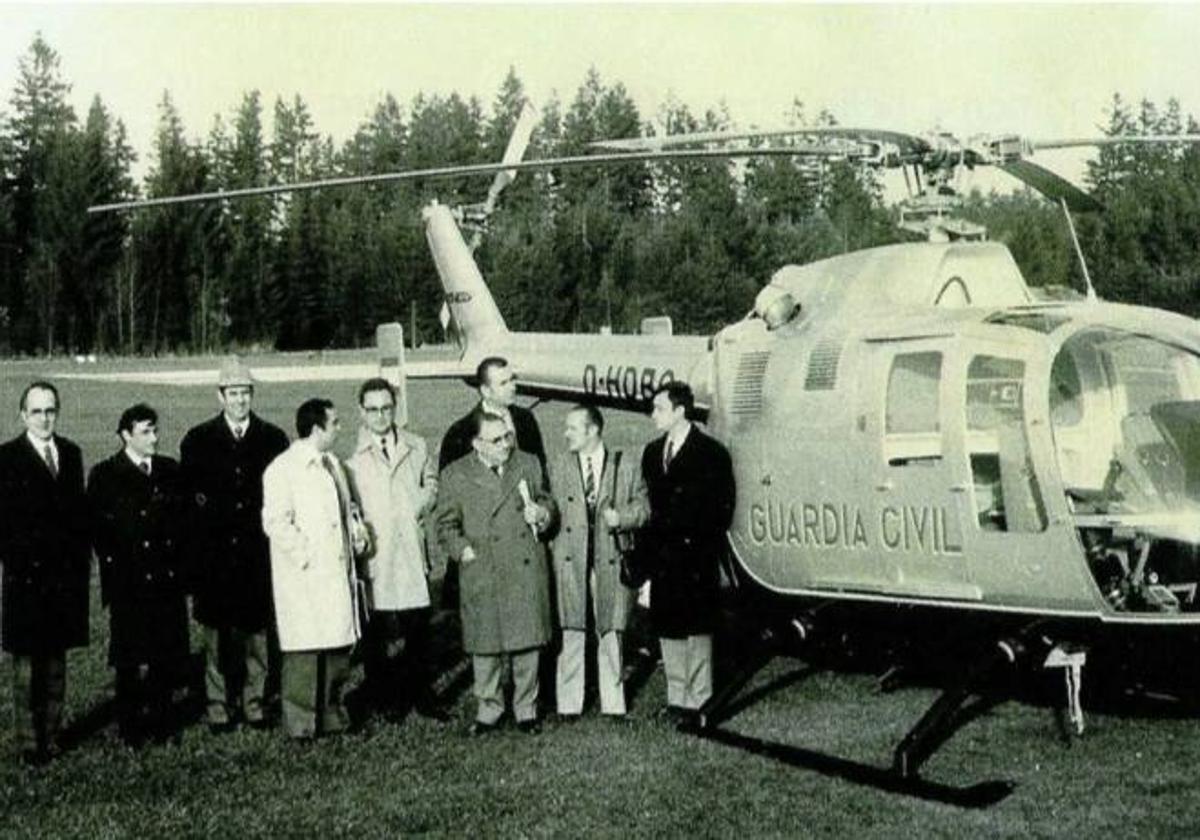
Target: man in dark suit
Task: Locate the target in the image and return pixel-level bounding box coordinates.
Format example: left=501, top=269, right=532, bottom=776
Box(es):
left=0, top=382, right=90, bottom=766
left=180, top=356, right=289, bottom=733
left=88, top=404, right=191, bottom=746
left=439, top=356, right=546, bottom=473
left=641, top=382, right=735, bottom=727
left=437, top=357, right=546, bottom=609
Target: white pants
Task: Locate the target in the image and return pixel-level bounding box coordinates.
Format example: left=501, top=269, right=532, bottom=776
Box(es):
left=659, top=635, right=712, bottom=710
left=557, top=629, right=626, bottom=716
left=472, top=649, right=540, bottom=724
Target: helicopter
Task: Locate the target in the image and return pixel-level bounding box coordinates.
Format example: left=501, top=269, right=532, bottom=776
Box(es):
left=85, top=114, right=1200, bottom=795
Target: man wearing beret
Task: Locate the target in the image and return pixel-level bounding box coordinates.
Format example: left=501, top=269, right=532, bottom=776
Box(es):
left=181, top=356, right=289, bottom=732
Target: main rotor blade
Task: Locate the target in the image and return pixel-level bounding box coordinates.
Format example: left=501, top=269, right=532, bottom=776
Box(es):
left=592, top=126, right=931, bottom=155
left=482, top=100, right=539, bottom=215
left=89, top=145, right=861, bottom=213
left=1031, top=134, right=1200, bottom=151
left=998, top=159, right=1103, bottom=212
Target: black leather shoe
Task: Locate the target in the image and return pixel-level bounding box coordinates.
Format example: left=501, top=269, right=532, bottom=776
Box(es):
left=516, top=719, right=542, bottom=735
left=414, top=703, right=452, bottom=724
left=554, top=713, right=581, bottom=725
left=468, top=720, right=500, bottom=737
left=675, top=711, right=701, bottom=733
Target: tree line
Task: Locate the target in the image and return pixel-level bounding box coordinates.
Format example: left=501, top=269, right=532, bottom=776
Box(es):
left=2, top=35, right=1199, bottom=356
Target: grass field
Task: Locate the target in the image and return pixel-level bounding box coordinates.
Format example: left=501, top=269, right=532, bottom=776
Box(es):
left=2, top=353, right=1200, bottom=838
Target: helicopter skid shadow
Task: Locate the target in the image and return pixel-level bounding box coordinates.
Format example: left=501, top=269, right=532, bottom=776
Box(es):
left=693, top=725, right=1015, bottom=808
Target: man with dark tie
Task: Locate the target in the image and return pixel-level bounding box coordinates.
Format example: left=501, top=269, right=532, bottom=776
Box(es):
left=641, top=382, right=735, bottom=727
left=549, top=405, right=648, bottom=720
left=88, top=404, right=191, bottom=746
left=437, top=357, right=546, bottom=610
left=180, top=356, right=289, bottom=733
left=262, top=399, right=369, bottom=740
left=436, top=410, right=555, bottom=734
left=0, top=382, right=91, bottom=765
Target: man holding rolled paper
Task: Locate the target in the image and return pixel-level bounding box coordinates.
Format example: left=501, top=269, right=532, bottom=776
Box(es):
left=435, top=409, right=555, bottom=735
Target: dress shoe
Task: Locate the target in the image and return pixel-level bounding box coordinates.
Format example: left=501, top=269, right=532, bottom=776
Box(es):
left=208, top=721, right=237, bottom=735
left=468, top=720, right=501, bottom=737
left=675, top=710, right=701, bottom=733
left=413, top=703, right=452, bottom=724
left=516, top=719, right=541, bottom=735
left=553, top=713, right=581, bottom=725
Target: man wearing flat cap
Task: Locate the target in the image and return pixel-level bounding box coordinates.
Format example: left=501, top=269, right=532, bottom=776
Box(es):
left=180, top=356, right=289, bottom=732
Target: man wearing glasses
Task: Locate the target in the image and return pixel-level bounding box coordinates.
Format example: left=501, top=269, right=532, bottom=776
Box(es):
left=345, top=378, right=447, bottom=723
left=436, top=409, right=555, bottom=734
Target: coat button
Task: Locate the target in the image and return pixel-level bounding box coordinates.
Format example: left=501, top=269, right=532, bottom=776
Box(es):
left=524, top=558, right=530, bottom=565
left=139, top=509, right=147, bottom=517
left=231, top=536, right=239, bottom=546
left=142, top=540, right=150, bottom=548
left=145, top=573, right=152, bottom=580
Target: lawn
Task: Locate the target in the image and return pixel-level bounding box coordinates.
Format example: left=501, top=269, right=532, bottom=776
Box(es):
left=1, top=353, right=1199, bottom=838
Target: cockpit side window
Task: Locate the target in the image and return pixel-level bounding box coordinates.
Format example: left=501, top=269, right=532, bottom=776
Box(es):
left=967, top=355, right=1048, bottom=533
left=885, top=351, right=942, bottom=466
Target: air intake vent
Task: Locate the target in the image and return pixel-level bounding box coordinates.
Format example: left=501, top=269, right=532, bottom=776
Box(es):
left=730, top=351, right=770, bottom=416
left=805, top=337, right=843, bottom=391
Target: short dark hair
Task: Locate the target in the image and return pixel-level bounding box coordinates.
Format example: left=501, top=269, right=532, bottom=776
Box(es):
left=653, top=381, right=694, bottom=418
left=569, top=404, right=604, bottom=434
left=296, top=398, right=335, bottom=438
left=474, top=356, right=509, bottom=389
left=471, top=407, right=507, bottom=439
left=20, top=381, right=59, bottom=412
left=358, top=377, right=396, bottom=406
left=118, top=403, right=158, bottom=435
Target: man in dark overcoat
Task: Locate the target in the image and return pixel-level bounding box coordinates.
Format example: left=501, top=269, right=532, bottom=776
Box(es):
left=438, top=356, right=546, bottom=611
left=88, top=403, right=191, bottom=746
left=436, top=409, right=555, bottom=734
left=180, top=356, right=289, bottom=732
left=641, top=382, right=735, bottom=725
left=0, top=382, right=90, bottom=765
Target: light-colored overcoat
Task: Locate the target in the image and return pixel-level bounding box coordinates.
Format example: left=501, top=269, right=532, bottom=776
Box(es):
left=436, top=450, right=556, bottom=655
left=549, top=446, right=649, bottom=635
left=262, top=439, right=362, bottom=652
left=346, top=426, right=437, bottom=612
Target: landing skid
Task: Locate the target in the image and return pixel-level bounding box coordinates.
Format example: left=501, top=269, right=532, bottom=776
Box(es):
left=685, top=623, right=1086, bottom=807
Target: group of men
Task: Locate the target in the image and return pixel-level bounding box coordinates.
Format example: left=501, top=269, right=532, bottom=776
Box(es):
left=0, top=354, right=734, bottom=764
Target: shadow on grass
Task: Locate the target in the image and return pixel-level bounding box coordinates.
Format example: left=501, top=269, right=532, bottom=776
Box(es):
left=694, top=726, right=1015, bottom=808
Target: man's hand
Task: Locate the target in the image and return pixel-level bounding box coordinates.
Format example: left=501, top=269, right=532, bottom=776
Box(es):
left=523, top=502, right=548, bottom=529
left=461, top=545, right=477, bottom=564
left=602, top=507, right=621, bottom=530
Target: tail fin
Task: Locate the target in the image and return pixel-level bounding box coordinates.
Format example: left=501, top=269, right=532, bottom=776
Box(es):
left=423, top=203, right=508, bottom=348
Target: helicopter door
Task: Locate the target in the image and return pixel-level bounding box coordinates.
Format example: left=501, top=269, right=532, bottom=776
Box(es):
left=866, top=342, right=975, bottom=600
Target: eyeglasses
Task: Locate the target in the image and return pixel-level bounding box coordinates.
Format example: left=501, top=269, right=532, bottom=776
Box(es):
left=363, top=404, right=395, bottom=414
left=479, top=431, right=514, bottom=445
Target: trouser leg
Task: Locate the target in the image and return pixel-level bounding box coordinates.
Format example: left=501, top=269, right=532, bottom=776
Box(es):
left=659, top=637, right=688, bottom=708
left=510, top=649, right=541, bottom=723
left=203, top=626, right=231, bottom=724
left=11, top=656, right=35, bottom=754
left=243, top=630, right=270, bottom=723
left=596, top=631, right=626, bottom=715
left=556, top=630, right=586, bottom=715
left=398, top=608, right=435, bottom=705
left=319, top=648, right=352, bottom=734
left=281, top=652, right=318, bottom=738
left=115, top=666, right=145, bottom=742
left=684, top=634, right=713, bottom=710
left=145, top=661, right=176, bottom=738
left=471, top=654, right=505, bottom=725
left=41, top=653, right=66, bottom=748
left=365, top=612, right=402, bottom=712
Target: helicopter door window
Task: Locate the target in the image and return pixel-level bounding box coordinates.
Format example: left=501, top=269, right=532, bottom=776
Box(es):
left=966, top=355, right=1048, bottom=532
left=885, top=351, right=943, bottom=466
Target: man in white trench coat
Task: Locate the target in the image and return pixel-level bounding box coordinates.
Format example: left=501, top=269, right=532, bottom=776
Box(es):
left=263, top=398, right=368, bottom=739
left=345, top=378, right=448, bottom=722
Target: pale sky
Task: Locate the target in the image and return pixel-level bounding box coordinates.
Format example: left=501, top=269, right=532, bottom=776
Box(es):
left=1, top=3, right=1198, bottom=191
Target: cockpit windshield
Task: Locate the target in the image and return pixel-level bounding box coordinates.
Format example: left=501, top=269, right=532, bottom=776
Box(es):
left=1052, top=329, right=1200, bottom=526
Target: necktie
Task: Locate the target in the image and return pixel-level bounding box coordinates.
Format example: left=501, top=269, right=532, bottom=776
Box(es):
left=491, top=464, right=503, bottom=478
left=380, top=435, right=390, bottom=462
left=234, top=424, right=244, bottom=441
left=664, top=440, right=675, bottom=472
left=42, top=444, right=58, bottom=478
left=139, top=460, right=151, bottom=476
left=584, top=458, right=597, bottom=509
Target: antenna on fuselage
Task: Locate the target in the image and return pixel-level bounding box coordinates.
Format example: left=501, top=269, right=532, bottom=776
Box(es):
left=1059, top=198, right=1098, bottom=303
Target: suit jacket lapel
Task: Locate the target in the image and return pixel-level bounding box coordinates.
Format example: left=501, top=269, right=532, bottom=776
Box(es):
left=20, top=434, right=58, bottom=484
